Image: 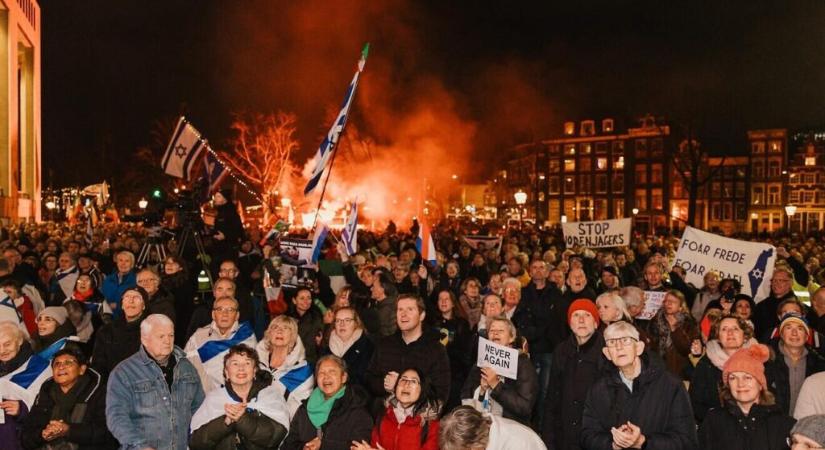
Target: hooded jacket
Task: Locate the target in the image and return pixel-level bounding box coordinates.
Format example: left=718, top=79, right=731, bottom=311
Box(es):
left=21, top=367, right=117, bottom=450
left=581, top=353, right=699, bottom=450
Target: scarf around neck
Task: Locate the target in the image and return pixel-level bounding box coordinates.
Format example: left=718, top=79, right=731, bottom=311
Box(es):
left=328, top=328, right=363, bottom=358
left=307, top=386, right=346, bottom=428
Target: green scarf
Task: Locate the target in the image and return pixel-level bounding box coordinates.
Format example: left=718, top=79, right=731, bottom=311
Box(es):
left=307, top=386, right=346, bottom=428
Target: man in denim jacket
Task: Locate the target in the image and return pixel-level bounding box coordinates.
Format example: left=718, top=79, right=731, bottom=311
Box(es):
left=106, top=314, right=205, bottom=450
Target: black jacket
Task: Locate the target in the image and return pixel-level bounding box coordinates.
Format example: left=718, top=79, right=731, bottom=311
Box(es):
left=21, top=368, right=117, bottom=450
left=581, top=354, right=699, bottom=450
left=288, top=306, right=325, bottom=365
left=753, top=290, right=797, bottom=342
left=189, top=380, right=288, bottom=450
left=147, top=286, right=177, bottom=323
left=521, top=281, right=566, bottom=354
left=460, top=352, right=538, bottom=425
left=542, top=333, right=610, bottom=450
left=320, top=332, right=375, bottom=389
left=281, top=386, right=374, bottom=450
left=766, top=341, right=825, bottom=414
left=365, top=329, right=451, bottom=406
left=699, top=403, right=795, bottom=450
left=508, top=300, right=547, bottom=356
left=162, top=270, right=197, bottom=347
left=91, top=314, right=144, bottom=376
left=688, top=354, right=723, bottom=423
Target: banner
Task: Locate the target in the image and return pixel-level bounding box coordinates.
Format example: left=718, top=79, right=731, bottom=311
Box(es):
left=637, top=291, right=666, bottom=320
left=673, top=226, right=776, bottom=300
left=462, top=235, right=502, bottom=255
left=476, top=336, right=518, bottom=380
left=276, top=238, right=316, bottom=288
left=562, top=218, right=631, bottom=248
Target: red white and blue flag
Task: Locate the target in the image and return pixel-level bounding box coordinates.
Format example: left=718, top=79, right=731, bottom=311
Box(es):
left=310, top=222, right=330, bottom=265
left=161, top=117, right=207, bottom=180
left=304, top=44, right=369, bottom=195
left=341, top=200, right=358, bottom=256
left=416, top=219, right=437, bottom=265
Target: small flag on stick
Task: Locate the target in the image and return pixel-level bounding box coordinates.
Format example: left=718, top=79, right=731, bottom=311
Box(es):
left=341, top=200, right=358, bottom=256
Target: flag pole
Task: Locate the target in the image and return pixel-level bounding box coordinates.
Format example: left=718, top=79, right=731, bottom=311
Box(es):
left=310, top=135, right=342, bottom=231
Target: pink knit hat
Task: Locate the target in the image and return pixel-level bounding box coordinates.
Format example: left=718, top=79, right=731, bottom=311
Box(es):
left=722, top=344, right=770, bottom=389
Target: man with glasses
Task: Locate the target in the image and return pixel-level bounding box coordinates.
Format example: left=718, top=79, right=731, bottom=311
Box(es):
left=754, top=266, right=798, bottom=341
left=581, top=321, right=697, bottom=450
left=216, top=259, right=256, bottom=326
left=137, top=267, right=176, bottom=322
left=185, top=296, right=257, bottom=392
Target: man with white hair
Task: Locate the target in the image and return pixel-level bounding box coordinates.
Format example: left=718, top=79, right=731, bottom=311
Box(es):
left=185, top=296, right=257, bottom=392
left=106, top=314, right=204, bottom=450
left=580, top=321, right=697, bottom=450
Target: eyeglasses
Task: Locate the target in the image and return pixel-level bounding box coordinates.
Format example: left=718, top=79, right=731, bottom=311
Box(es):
left=787, top=437, right=825, bottom=449
left=52, top=360, right=78, bottom=369
left=398, top=377, right=420, bottom=386
left=137, top=278, right=159, bottom=283
left=213, top=307, right=238, bottom=314
left=335, top=318, right=355, bottom=325
left=605, top=336, right=638, bottom=348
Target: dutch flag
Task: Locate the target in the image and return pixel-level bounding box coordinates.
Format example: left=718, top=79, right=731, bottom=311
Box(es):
left=304, top=44, right=369, bottom=195
left=416, top=219, right=437, bottom=265
left=310, top=222, right=330, bottom=265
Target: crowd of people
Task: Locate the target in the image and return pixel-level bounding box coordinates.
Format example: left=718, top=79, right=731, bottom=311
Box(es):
left=1, top=197, right=825, bottom=450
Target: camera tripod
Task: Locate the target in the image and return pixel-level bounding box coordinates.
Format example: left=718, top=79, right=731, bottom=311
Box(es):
left=136, top=227, right=168, bottom=268
left=177, top=222, right=213, bottom=290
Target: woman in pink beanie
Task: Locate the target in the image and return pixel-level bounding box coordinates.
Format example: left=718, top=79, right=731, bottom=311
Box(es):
left=698, top=344, right=795, bottom=450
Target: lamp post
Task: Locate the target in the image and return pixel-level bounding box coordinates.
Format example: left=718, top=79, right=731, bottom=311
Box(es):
left=138, top=198, right=148, bottom=210
left=514, top=190, right=527, bottom=229
left=45, top=200, right=56, bottom=222
left=785, top=204, right=797, bottom=233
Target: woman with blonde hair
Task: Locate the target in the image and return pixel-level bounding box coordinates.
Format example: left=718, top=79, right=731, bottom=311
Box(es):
left=319, top=306, right=374, bottom=388
left=650, top=289, right=700, bottom=379
left=256, top=315, right=314, bottom=419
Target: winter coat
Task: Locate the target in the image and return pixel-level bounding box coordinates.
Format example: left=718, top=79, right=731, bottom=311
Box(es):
left=431, top=315, right=472, bottom=411
left=542, top=333, right=609, bottom=450
left=146, top=286, right=177, bottom=323
left=520, top=282, right=565, bottom=354
left=753, top=290, right=796, bottom=342
left=371, top=404, right=440, bottom=450
left=91, top=314, right=144, bottom=377
left=288, top=305, right=325, bottom=365
left=580, top=354, right=699, bottom=450
left=649, top=312, right=700, bottom=380
left=31, top=320, right=76, bottom=352
left=21, top=368, right=117, bottom=450
left=100, top=270, right=137, bottom=314
left=281, top=385, right=374, bottom=450
left=461, top=352, right=538, bottom=425
left=0, top=342, right=33, bottom=450
left=365, top=329, right=451, bottom=408
left=162, top=270, right=196, bottom=347
left=698, top=403, right=795, bottom=450
left=508, top=300, right=547, bottom=356
left=319, top=332, right=375, bottom=389
left=689, top=348, right=724, bottom=423
left=766, top=340, right=825, bottom=415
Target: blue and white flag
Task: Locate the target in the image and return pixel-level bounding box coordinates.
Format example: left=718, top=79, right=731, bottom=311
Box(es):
left=187, top=321, right=257, bottom=392
left=161, top=117, right=207, bottom=180
left=310, top=222, right=330, bottom=265
left=304, top=44, right=369, bottom=195
left=341, top=200, right=358, bottom=256
left=0, top=338, right=70, bottom=407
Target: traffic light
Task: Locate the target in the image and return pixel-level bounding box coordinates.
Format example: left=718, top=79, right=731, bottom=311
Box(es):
left=152, top=189, right=163, bottom=199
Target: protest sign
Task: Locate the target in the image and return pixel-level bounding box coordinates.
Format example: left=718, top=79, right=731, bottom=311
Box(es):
left=463, top=235, right=503, bottom=255
left=673, top=226, right=776, bottom=300
left=562, top=218, right=631, bottom=248
left=476, top=336, right=519, bottom=379
left=638, top=291, right=666, bottom=320
left=276, top=238, right=316, bottom=288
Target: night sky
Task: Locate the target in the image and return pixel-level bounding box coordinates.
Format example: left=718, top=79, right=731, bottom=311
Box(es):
left=41, top=0, right=825, bottom=190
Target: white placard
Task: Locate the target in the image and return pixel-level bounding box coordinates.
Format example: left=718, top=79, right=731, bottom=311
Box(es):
left=673, top=226, right=776, bottom=301
left=638, top=291, right=667, bottom=320
left=562, top=218, right=631, bottom=248
left=476, top=336, right=519, bottom=380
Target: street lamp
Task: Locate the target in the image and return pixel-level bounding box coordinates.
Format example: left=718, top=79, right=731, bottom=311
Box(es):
left=138, top=198, right=148, bottom=209
left=514, top=190, right=527, bottom=228
left=632, top=208, right=639, bottom=215
left=785, top=205, right=797, bottom=232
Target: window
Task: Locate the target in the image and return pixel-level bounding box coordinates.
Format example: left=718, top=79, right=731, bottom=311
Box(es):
left=635, top=189, right=647, bottom=210
left=613, top=141, right=624, bottom=152
left=602, top=119, right=614, bottom=133
left=711, top=182, right=721, bottom=197
left=651, top=164, right=663, bottom=183
left=596, top=174, right=608, bottom=193
left=579, top=157, right=592, bottom=172
left=767, top=185, right=781, bottom=205
left=614, top=155, right=625, bottom=169
left=564, top=159, right=575, bottom=172
left=579, top=174, right=591, bottom=193
left=752, top=186, right=764, bottom=205
left=635, top=164, right=648, bottom=184
left=652, top=189, right=663, bottom=210
left=564, top=177, right=575, bottom=193
left=806, top=156, right=817, bottom=166
left=752, top=142, right=765, bottom=154
left=672, top=179, right=684, bottom=198
left=614, top=199, right=625, bottom=218
left=752, top=161, right=764, bottom=178
left=789, top=191, right=800, bottom=203
left=596, top=157, right=608, bottom=170
left=596, top=142, right=607, bottom=154
left=549, top=159, right=560, bottom=172
left=736, top=204, right=747, bottom=221
left=769, top=140, right=782, bottom=153
left=735, top=182, right=745, bottom=197
left=803, top=191, right=815, bottom=203
left=549, top=176, right=560, bottom=194
left=723, top=182, right=733, bottom=198
left=581, top=121, right=595, bottom=136
left=635, top=140, right=648, bottom=158
left=565, top=144, right=576, bottom=155
left=803, top=173, right=817, bottom=184
left=595, top=199, right=608, bottom=220
left=723, top=203, right=733, bottom=221
left=613, top=174, right=624, bottom=192
left=548, top=145, right=561, bottom=156
left=580, top=143, right=592, bottom=154
left=712, top=203, right=721, bottom=220
left=650, top=139, right=664, bottom=157
left=768, top=159, right=781, bottom=177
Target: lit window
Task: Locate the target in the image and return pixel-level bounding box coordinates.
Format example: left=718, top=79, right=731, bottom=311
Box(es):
left=597, top=157, right=608, bottom=170
left=564, top=159, right=575, bottom=172
left=614, top=156, right=625, bottom=169
left=805, top=156, right=816, bottom=166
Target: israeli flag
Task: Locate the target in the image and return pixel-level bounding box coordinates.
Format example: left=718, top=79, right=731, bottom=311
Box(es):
left=341, top=200, right=358, bottom=256
left=161, top=117, right=207, bottom=180
left=0, top=338, right=70, bottom=408
left=310, top=222, right=330, bottom=264
left=304, top=44, right=369, bottom=195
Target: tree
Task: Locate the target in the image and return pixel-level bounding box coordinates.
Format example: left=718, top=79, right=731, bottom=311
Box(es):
left=220, top=112, right=300, bottom=213
left=671, top=124, right=724, bottom=227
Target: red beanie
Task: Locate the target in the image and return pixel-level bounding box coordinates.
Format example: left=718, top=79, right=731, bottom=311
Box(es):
left=568, top=299, right=600, bottom=327
left=723, top=344, right=770, bottom=389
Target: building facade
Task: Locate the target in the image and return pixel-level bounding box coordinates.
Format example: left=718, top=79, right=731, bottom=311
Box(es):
left=0, top=0, right=41, bottom=223
left=786, top=130, right=825, bottom=233
left=706, top=156, right=749, bottom=235
left=746, top=129, right=788, bottom=233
